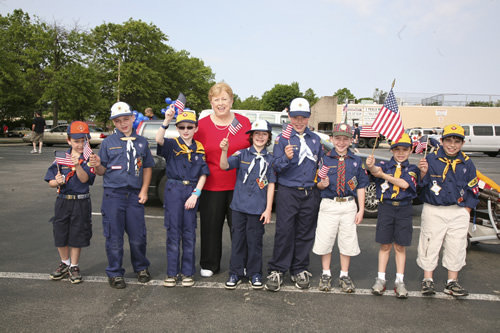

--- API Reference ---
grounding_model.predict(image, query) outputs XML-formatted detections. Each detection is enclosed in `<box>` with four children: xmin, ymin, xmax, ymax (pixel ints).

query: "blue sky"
<box><xmin>1</xmin><ymin>0</ymin><xmax>499</xmax><ymax>101</ymax></box>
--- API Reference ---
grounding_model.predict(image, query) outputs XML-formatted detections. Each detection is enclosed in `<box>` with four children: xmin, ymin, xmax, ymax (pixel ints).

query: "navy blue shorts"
<box><xmin>52</xmin><ymin>197</ymin><xmax>92</xmax><ymax>248</ymax></box>
<box><xmin>375</xmin><ymin>202</ymin><xmax>413</xmax><ymax>246</ymax></box>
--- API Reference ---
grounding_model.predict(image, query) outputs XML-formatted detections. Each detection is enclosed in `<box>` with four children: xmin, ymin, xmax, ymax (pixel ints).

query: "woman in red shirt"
<box><xmin>194</xmin><ymin>82</ymin><xmax>251</xmax><ymax>277</ymax></box>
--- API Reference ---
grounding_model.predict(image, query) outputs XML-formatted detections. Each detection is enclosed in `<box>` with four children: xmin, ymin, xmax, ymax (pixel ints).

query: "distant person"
<box><xmin>352</xmin><ymin>123</ymin><xmax>360</xmax><ymax>154</ymax></box>
<box><xmin>89</xmin><ymin>101</ymin><xmax>155</xmax><ymax>289</ymax></box>
<box><xmin>417</xmin><ymin>124</ymin><xmax>480</xmax><ymax>297</ymax></box>
<box><xmin>193</xmin><ymin>82</ymin><xmax>252</xmax><ymax>278</ymax></box>
<box><xmin>145</xmin><ymin>107</ymin><xmax>158</xmax><ymax>120</ymax></box>
<box><xmin>44</xmin><ymin>121</ymin><xmax>96</xmax><ymax>284</ymax></box>
<box><xmin>155</xmin><ymin>106</ymin><xmax>209</xmax><ymax>288</ymax></box>
<box><xmin>3</xmin><ymin>124</ymin><xmax>8</xmax><ymax>137</ymax></box>
<box><xmin>31</xmin><ymin>112</ymin><xmax>46</xmax><ymax>154</ymax></box>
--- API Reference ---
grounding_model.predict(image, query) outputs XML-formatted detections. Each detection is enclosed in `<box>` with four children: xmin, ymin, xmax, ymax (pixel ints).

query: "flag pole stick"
<box><xmin>424</xmin><ymin>137</ymin><xmax>429</xmax><ymax>158</ymax></box>
<box><xmin>370</xmin><ymin>136</ymin><xmax>379</xmax><ymax>156</ymax></box>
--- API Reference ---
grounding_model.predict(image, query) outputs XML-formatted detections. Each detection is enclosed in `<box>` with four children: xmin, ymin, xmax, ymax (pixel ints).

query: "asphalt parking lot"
<box><xmin>1</xmin><ymin>142</ymin><xmax>500</xmax><ymax>332</ymax></box>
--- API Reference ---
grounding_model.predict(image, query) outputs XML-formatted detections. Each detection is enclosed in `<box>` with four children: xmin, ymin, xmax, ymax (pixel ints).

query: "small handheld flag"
<box><xmin>281</xmin><ymin>123</ymin><xmax>293</xmax><ymax>140</ymax></box>
<box><xmin>174</xmin><ymin>92</ymin><xmax>186</xmax><ymax>113</ymax></box>
<box><xmin>54</xmin><ymin>151</ymin><xmax>74</xmax><ymax>167</ymax></box>
<box><xmin>318</xmin><ymin>164</ymin><xmax>329</xmax><ymax>179</ymax></box>
<box><xmin>371</xmin><ymin>88</ymin><xmax>404</xmax><ymax>143</ymax></box>
<box><xmin>415</xmin><ymin>135</ymin><xmax>428</xmax><ymax>154</ymax></box>
<box><xmin>83</xmin><ymin>139</ymin><xmax>93</xmax><ymax>160</ymax></box>
<box><xmin>228</xmin><ymin>117</ymin><xmax>242</xmax><ymax>136</ymax></box>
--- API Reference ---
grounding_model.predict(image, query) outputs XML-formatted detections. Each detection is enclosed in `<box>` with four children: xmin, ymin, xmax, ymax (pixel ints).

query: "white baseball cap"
<box><xmin>288</xmin><ymin>98</ymin><xmax>311</xmax><ymax>118</ymax></box>
<box><xmin>110</xmin><ymin>102</ymin><xmax>133</xmax><ymax>120</ymax></box>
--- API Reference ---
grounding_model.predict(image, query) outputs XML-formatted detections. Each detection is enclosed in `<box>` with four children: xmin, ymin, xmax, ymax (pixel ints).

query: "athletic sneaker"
<box><xmin>339</xmin><ymin>276</ymin><xmax>356</xmax><ymax>293</ymax></box>
<box><xmin>200</xmin><ymin>269</ymin><xmax>214</xmax><ymax>277</ymax></box>
<box><xmin>137</xmin><ymin>269</ymin><xmax>151</xmax><ymax>283</ymax></box>
<box><xmin>444</xmin><ymin>280</ymin><xmax>469</xmax><ymax>297</ymax></box>
<box><xmin>30</xmin><ymin>149</ymin><xmax>37</xmax><ymax>154</ymax></box>
<box><xmin>50</xmin><ymin>262</ymin><xmax>69</xmax><ymax>280</ymax></box>
<box><xmin>163</xmin><ymin>276</ymin><xmax>177</xmax><ymax>287</ymax></box>
<box><xmin>394</xmin><ymin>280</ymin><xmax>408</xmax><ymax>298</ymax></box>
<box><xmin>250</xmin><ymin>274</ymin><xmax>263</xmax><ymax>290</ymax></box>
<box><xmin>181</xmin><ymin>275</ymin><xmax>195</xmax><ymax>287</ymax></box>
<box><xmin>421</xmin><ymin>279</ymin><xmax>436</xmax><ymax>295</ymax></box>
<box><xmin>225</xmin><ymin>274</ymin><xmax>241</xmax><ymax>290</ymax></box>
<box><xmin>69</xmin><ymin>266</ymin><xmax>83</xmax><ymax>284</ymax></box>
<box><xmin>109</xmin><ymin>276</ymin><xmax>126</xmax><ymax>289</ymax></box>
<box><xmin>265</xmin><ymin>271</ymin><xmax>283</xmax><ymax>292</ymax></box>
<box><xmin>371</xmin><ymin>277</ymin><xmax>386</xmax><ymax>295</ymax></box>
<box><xmin>319</xmin><ymin>274</ymin><xmax>332</xmax><ymax>292</ymax></box>
<box><xmin>291</xmin><ymin>270</ymin><xmax>312</xmax><ymax>289</ymax></box>
<box><xmin>38</xmin><ymin>150</ymin><xmax>42</xmax><ymax>154</ymax></box>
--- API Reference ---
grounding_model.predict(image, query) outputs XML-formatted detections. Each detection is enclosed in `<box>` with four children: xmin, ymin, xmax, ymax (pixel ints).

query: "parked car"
<box><xmin>460</xmin><ymin>124</ymin><xmax>500</xmax><ymax>157</ymax></box>
<box><xmin>136</xmin><ymin>120</ymin><xmax>392</xmax><ymax>217</ymax></box>
<box><xmin>7</xmin><ymin>127</ymin><xmax>31</xmax><ymax>137</ymax></box>
<box><xmin>23</xmin><ymin>125</ymin><xmax>109</xmax><ymax>147</ymax></box>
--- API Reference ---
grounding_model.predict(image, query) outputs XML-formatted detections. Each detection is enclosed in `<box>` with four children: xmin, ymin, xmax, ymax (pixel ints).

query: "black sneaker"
<box><xmin>137</xmin><ymin>269</ymin><xmax>151</xmax><ymax>283</ymax></box>
<box><xmin>291</xmin><ymin>270</ymin><xmax>312</xmax><ymax>289</ymax></box>
<box><xmin>265</xmin><ymin>271</ymin><xmax>283</xmax><ymax>292</ymax></box>
<box><xmin>69</xmin><ymin>266</ymin><xmax>83</xmax><ymax>284</ymax></box>
<box><xmin>421</xmin><ymin>279</ymin><xmax>436</xmax><ymax>296</ymax></box>
<box><xmin>444</xmin><ymin>280</ymin><xmax>469</xmax><ymax>297</ymax></box>
<box><xmin>109</xmin><ymin>276</ymin><xmax>126</xmax><ymax>289</ymax></box>
<box><xmin>50</xmin><ymin>262</ymin><xmax>69</xmax><ymax>280</ymax></box>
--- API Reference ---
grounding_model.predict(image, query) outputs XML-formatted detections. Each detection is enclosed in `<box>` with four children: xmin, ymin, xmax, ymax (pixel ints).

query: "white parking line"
<box><xmin>1</xmin><ymin>272</ymin><xmax>498</xmax><ymax>301</ymax></box>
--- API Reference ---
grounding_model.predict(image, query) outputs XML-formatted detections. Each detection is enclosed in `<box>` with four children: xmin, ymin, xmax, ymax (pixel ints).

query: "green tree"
<box><xmin>233</xmin><ymin>95</ymin><xmax>262</xmax><ymax>110</ymax></box>
<box><xmin>303</xmin><ymin>88</ymin><xmax>319</xmax><ymax>106</ymax></box>
<box><xmin>261</xmin><ymin>82</ymin><xmax>302</xmax><ymax>111</ymax></box>
<box><xmin>333</xmin><ymin>88</ymin><xmax>355</xmax><ymax>104</ymax></box>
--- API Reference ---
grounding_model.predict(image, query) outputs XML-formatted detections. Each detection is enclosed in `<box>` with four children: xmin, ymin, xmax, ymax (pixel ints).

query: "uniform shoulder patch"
<box><xmin>468</xmin><ymin>177</ymin><xmax>478</xmax><ymax>187</ymax></box>
<box><xmin>408</xmin><ymin>171</ymin><xmax>417</xmax><ymax>178</ymax></box>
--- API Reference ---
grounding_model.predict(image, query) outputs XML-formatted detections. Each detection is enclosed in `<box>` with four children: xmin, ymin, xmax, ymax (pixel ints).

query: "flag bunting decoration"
<box><xmin>281</xmin><ymin>123</ymin><xmax>293</xmax><ymax>140</ymax></box>
<box><xmin>371</xmin><ymin>89</ymin><xmax>404</xmax><ymax>142</ymax></box>
<box><xmin>228</xmin><ymin>117</ymin><xmax>242</xmax><ymax>135</ymax></box>
<box><xmin>54</xmin><ymin>151</ymin><xmax>74</xmax><ymax>167</ymax></box>
<box><xmin>174</xmin><ymin>92</ymin><xmax>186</xmax><ymax>113</ymax></box>
<box><xmin>477</xmin><ymin>170</ymin><xmax>500</xmax><ymax>191</ymax></box>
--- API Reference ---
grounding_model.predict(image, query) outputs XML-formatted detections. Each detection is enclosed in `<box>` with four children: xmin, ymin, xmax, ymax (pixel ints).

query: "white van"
<box><xmin>199</xmin><ymin>109</ymin><xmax>289</xmax><ymax>124</ymax></box>
<box><xmin>460</xmin><ymin>124</ymin><xmax>500</xmax><ymax>157</ymax></box>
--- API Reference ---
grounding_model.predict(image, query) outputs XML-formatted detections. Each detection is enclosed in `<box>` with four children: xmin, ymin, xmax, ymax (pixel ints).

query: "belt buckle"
<box><xmin>67</xmin><ymin>195</ymin><xmax>76</xmax><ymax>200</ymax></box>
<box><xmin>182</xmin><ymin>180</ymin><xmax>190</xmax><ymax>185</ymax></box>
<box><xmin>392</xmin><ymin>201</ymin><xmax>400</xmax><ymax>206</ymax></box>
<box><xmin>335</xmin><ymin>197</ymin><xmax>346</xmax><ymax>202</ymax></box>
<box><xmin>297</xmin><ymin>187</ymin><xmax>305</xmax><ymax>190</ymax></box>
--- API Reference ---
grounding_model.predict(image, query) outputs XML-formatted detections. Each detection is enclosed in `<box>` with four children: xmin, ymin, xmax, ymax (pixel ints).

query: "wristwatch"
<box><xmin>161</xmin><ymin>124</ymin><xmax>168</xmax><ymax>129</ymax></box>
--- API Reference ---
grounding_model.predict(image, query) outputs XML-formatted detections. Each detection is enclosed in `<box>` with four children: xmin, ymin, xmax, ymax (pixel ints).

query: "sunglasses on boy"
<box><xmin>177</xmin><ymin>125</ymin><xmax>195</xmax><ymax>130</ymax></box>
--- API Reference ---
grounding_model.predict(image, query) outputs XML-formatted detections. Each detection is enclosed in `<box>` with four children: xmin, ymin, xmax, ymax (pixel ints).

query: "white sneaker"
<box><xmin>200</xmin><ymin>269</ymin><xmax>214</xmax><ymax>277</ymax></box>
<box><xmin>30</xmin><ymin>149</ymin><xmax>37</xmax><ymax>154</ymax></box>
<box><xmin>38</xmin><ymin>150</ymin><xmax>42</xmax><ymax>154</ymax></box>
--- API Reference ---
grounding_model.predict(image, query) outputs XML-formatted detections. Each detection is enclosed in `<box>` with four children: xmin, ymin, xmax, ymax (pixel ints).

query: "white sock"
<box><xmin>70</xmin><ymin>264</ymin><xmax>79</xmax><ymax>268</ymax></box>
<box><xmin>62</xmin><ymin>259</ymin><xmax>70</xmax><ymax>266</ymax></box>
<box><xmin>423</xmin><ymin>277</ymin><xmax>433</xmax><ymax>282</ymax></box>
<box><xmin>378</xmin><ymin>272</ymin><xmax>386</xmax><ymax>280</ymax></box>
<box><xmin>340</xmin><ymin>271</ymin><xmax>348</xmax><ymax>278</ymax></box>
<box><xmin>447</xmin><ymin>279</ymin><xmax>456</xmax><ymax>284</ymax></box>
<box><xmin>322</xmin><ymin>270</ymin><xmax>331</xmax><ymax>276</ymax></box>
<box><xmin>396</xmin><ymin>273</ymin><xmax>404</xmax><ymax>283</ymax></box>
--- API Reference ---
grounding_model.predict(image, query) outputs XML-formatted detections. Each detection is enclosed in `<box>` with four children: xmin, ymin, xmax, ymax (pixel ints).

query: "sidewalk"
<box><xmin>0</xmin><ymin>137</ymin><xmax>24</xmax><ymax>144</ymax></box>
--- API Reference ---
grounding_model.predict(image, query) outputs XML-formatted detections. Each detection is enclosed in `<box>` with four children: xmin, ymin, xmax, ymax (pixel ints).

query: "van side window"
<box><xmin>473</xmin><ymin>126</ymin><xmax>493</xmax><ymax>136</ymax></box>
<box><xmin>462</xmin><ymin>126</ymin><xmax>470</xmax><ymax>136</ymax></box>
<box><xmin>495</xmin><ymin>126</ymin><xmax>500</xmax><ymax>136</ymax></box>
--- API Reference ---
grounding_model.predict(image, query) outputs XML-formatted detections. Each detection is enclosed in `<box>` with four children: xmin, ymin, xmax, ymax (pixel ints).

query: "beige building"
<box><xmin>310</xmin><ymin>96</ymin><xmax>500</xmax><ymax>132</ymax></box>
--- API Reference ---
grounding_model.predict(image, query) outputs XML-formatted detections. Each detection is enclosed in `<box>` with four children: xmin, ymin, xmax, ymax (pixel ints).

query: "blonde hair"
<box><xmin>208</xmin><ymin>82</ymin><xmax>234</xmax><ymax>101</ymax></box>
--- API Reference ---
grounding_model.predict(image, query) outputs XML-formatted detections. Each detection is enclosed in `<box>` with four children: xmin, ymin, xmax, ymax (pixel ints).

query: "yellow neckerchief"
<box><xmin>173</xmin><ymin>137</ymin><xmax>205</xmax><ymax>162</ymax></box>
<box><xmin>437</xmin><ymin>151</ymin><xmax>468</xmax><ymax>181</ymax></box>
<box><xmin>390</xmin><ymin>163</ymin><xmax>402</xmax><ymax>199</ymax></box>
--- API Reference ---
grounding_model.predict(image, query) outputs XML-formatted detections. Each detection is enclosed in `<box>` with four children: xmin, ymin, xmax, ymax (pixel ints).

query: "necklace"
<box><xmin>214</xmin><ymin>123</ymin><xmax>229</xmax><ymax>130</ymax></box>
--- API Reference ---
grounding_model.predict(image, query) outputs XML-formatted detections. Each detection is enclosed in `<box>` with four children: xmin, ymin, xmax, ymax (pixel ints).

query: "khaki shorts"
<box><xmin>312</xmin><ymin>198</ymin><xmax>360</xmax><ymax>256</ymax></box>
<box><xmin>31</xmin><ymin>132</ymin><xmax>44</xmax><ymax>144</ymax></box>
<box><xmin>416</xmin><ymin>203</ymin><xmax>470</xmax><ymax>272</ymax></box>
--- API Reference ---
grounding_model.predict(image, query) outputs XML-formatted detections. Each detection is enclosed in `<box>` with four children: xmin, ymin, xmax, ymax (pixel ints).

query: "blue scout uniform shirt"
<box><xmin>44</xmin><ymin>148</ymin><xmax>96</xmax><ymax>194</ymax></box>
<box><xmin>273</xmin><ymin>127</ymin><xmax>323</xmax><ymax>188</ymax></box>
<box><xmin>157</xmin><ymin>137</ymin><xmax>210</xmax><ymax>182</ymax></box>
<box><xmin>320</xmin><ymin>149</ymin><xmax>369</xmax><ymax>199</ymax></box>
<box><xmin>98</xmin><ymin>129</ymin><xmax>155</xmax><ymax>189</ymax></box>
<box><xmin>421</xmin><ymin>148</ymin><xmax>479</xmax><ymax>208</ymax></box>
<box><xmin>374</xmin><ymin>158</ymin><xmax>419</xmax><ymax>202</ymax></box>
<box><xmin>227</xmin><ymin>145</ymin><xmax>276</xmax><ymax>215</ymax></box>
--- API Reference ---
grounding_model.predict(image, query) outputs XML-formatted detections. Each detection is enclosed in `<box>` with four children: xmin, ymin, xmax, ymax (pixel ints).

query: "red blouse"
<box><xmin>194</xmin><ymin>113</ymin><xmax>252</xmax><ymax>191</ymax></box>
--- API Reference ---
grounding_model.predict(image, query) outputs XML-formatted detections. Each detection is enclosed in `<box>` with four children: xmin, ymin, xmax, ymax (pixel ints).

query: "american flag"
<box><xmin>83</xmin><ymin>139</ymin><xmax>93</xmax><ymax>160</ymax></box>
<box><xmin>415</xmin><ymin>135</ymin><xmax>428</xmax><ymax>154</ymax></box>
<box><xmin>318</xmin><ymin>164</ymin><xmax>329</xmax><ymax>179</ymax></box>
<box><xmin>174</xmin><ymin>92</ymin><xmax>186</xmax><ymax>113</ymax></box>
<box><xmin>228</xmin><ymin>117</ymin><xmax>242</xmax><ymax>135</ymax></box>
<box><xmin>360</xmin><ymin>125</ymin><xmax>379</xmax><ymax>137</ymax></box>
<box><xmin>371</xmin><ymin>89</ymin><xmax>404</xmax><ymax>142</ymax></box>
<box><xmin>54</xmin><ymin>151</ymin><xmax>74</xmax><ymax>167</ymax></box>
<box><xmin>281</xmin><ymin>123</ymin><xmax>293</xmax><ymax>140</ymax></box>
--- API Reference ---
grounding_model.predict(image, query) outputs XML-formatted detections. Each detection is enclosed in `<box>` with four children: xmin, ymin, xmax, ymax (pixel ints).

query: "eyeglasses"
<box><xmin>177</xmin><ymin>126</ymin><xmax>195</xmax><ymax>130</ymax></box>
